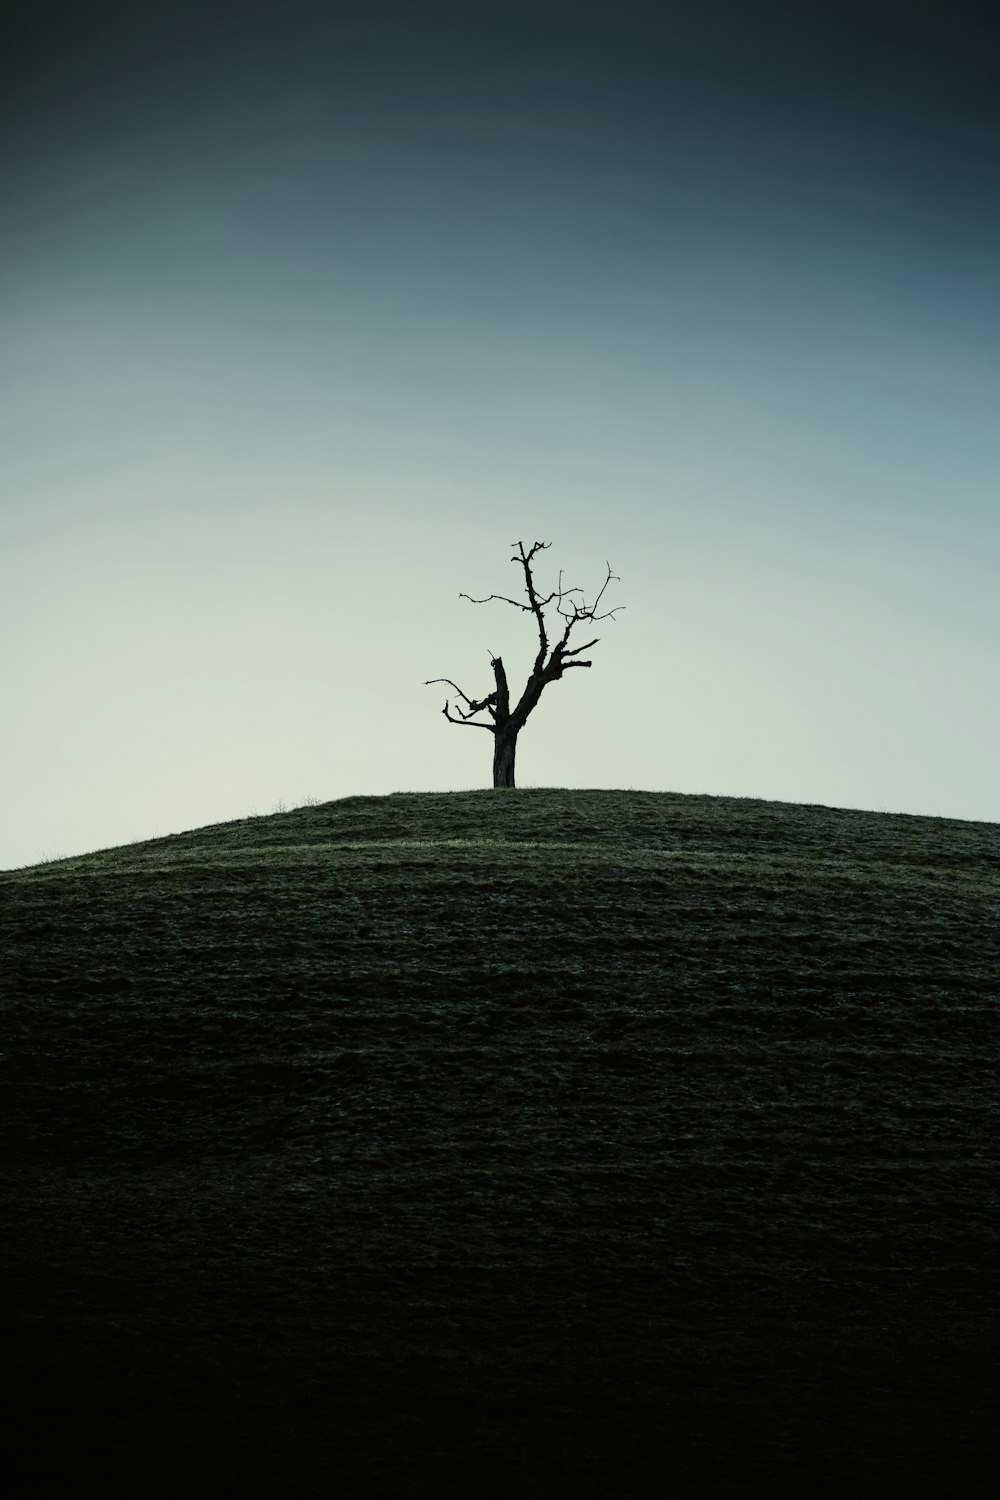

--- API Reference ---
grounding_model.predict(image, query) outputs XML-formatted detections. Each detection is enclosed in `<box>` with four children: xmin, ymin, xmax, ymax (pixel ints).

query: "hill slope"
<box><xmin>2</xmin><ymin>790</ymin><xmax>999</xmax><ymax>1493</ymax></box>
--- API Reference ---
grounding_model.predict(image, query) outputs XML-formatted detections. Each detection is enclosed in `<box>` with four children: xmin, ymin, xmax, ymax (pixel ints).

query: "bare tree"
<box><xmin>426</xmin><ymin>540</ymin><xmax>623</xmax><ymax>788</ymax></box>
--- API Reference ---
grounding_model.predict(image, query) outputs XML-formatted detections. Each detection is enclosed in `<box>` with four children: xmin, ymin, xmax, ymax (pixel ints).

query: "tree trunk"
<box><xmin>493</xmin><ymin>732</ymin><xmax>517</xmax><ymax>788</ymax></box>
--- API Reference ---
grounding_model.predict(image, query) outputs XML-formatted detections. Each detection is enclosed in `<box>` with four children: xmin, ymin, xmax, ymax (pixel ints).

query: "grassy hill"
<box><xmin>2</xmin><ymin>789</ymin><xmax>998</xmax><ymax>1495</ymax></box>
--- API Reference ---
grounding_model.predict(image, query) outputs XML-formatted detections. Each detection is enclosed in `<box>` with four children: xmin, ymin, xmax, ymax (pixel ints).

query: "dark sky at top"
<box><xmin>2</xmin><ymin>0</ymin><xmax>997</xmax><ymax>341</ymax></box>
<box><xmin>3</xmin><ymin>1</ymin><xmax>997</xmax><ymax>491</ymax></box>
<box><xmin>4</xmin><ymin>1</ymin><xmax>999</xmax><ymax>208</ymax></box>
<box><xmin>4</xmin><ymin>1</ymin><xmax>998</xmax><ymax>393</ymax></box>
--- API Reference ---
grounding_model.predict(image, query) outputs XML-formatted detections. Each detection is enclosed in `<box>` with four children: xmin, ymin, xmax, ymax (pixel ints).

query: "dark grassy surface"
<box><xmin>2</xmin><ymin>789</ymin><xmax>999</xmax><ymax>1495</ymax></box>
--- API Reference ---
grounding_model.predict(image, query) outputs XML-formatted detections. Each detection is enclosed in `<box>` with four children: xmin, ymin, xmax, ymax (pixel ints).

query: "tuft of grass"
<box><xmin>1</xmin><ymin>788</ymin><xmax>998</xmax><ymax>1492</ymax></box>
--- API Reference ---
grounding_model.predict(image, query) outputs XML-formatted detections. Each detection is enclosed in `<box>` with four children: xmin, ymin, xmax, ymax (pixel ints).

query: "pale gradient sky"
<box><xmin>2</xmin><ymin>0</ymin><xmax>998</xmax><ymax>867</ymax></box>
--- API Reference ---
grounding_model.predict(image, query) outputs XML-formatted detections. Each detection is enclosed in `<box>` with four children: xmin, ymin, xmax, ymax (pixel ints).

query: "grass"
<box><xmin>2</xmin><ymin>788</ymin><xmax>998</xmax><ymax>1495</ymax></box>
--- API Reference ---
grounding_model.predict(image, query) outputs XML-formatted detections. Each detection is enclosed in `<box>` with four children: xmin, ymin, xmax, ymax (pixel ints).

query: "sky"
<box><xmin>2</xmin><ymin>0</ymin><xmax>998</xmax><ymax>867</ymax></box>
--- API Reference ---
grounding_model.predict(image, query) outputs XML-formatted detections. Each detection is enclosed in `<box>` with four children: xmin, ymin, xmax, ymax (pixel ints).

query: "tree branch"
<box><xmin>512</xmin><ymin>539</ymin><xmax>551</xmax><ymax>674</ymax></box>
<box><xmin>555</xmin><ymin>563</ymin><xmax>623</xmax><ymax>627</ymax></box>
<box><xmin>459</xmin><ymin>592</ymin><xmax>532</xmax><ymax>612</ymax></box>
<box><xmin>424</xmin><ymin>677</ymin><xmax>481</xmax><ymax>710</ymax></box>
<box><xmin>590</xmin><ymin>562</ymin><xmax>617</xmax><ymax>616</ymax></box>
<box><xmin>441</xmin><ymin>703</ymin><xmax>496</xmax><ymax>731</ymax></box>
<box><xmin>561</xmin><ymin>637</ymin><xmax>599</xmax><ymax>657</ymax></box>
<box><xmin>426</xmin><ymin>676</ymin><xmax>498</xmax><ymax>730</ymax></box>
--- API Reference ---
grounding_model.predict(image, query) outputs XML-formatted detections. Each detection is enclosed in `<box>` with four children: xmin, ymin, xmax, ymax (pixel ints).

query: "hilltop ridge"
<box><xmin>8</xmin><ymin>785</ymin><xmax>997</xmax><ymax>874</ymax></box>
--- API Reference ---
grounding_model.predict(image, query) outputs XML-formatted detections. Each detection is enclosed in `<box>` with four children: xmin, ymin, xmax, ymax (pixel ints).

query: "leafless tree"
<box><xmin>426</xmin><ymin>540</ymin><xmax>623</xmax><ymax>788</ymax></box>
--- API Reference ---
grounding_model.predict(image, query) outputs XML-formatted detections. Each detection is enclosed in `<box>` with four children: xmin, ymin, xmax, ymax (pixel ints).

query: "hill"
<box><xmin>2</xmin><ymin>789</ymin><xmax>998</xmax><ymax>1494</ymax></box>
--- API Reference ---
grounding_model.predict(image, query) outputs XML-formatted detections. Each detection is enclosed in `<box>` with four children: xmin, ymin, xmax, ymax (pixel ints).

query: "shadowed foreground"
<box><xmin>2</xmin><ymin>790</ymin><xmax>998</xmax><ymax>1494</ymax></box>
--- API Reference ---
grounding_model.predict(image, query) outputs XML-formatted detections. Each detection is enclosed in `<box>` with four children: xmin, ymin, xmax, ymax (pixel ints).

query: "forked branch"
<box><xmin>424</xmin><ymin>676</ymin><xmax>497</xmax><ymax>729</ymax></box>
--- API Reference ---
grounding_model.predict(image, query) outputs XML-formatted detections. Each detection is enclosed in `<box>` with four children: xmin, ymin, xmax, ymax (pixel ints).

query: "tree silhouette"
<box><xmin>426</xmin><ymin>540</ymin><xmax>623</xmax><ymax>788</ymax></box>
